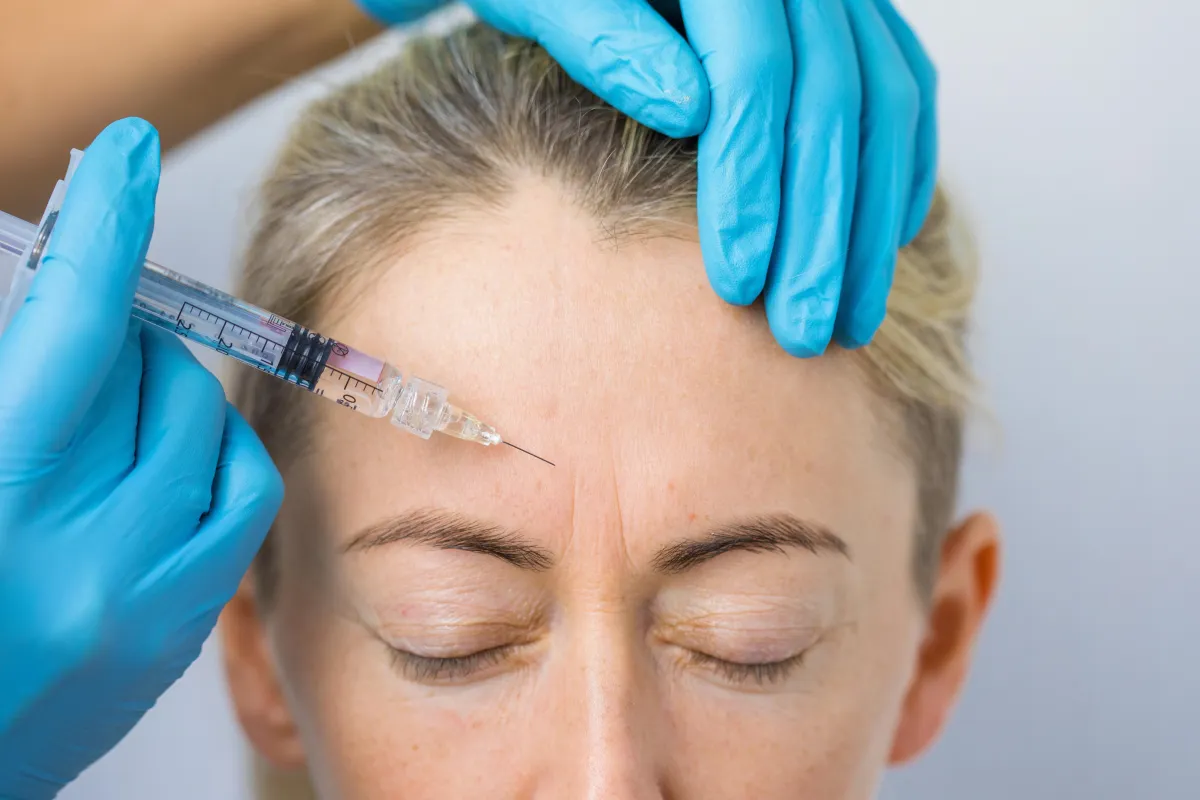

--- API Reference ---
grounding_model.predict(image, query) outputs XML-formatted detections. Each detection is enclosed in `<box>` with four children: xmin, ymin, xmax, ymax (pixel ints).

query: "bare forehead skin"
<box><xmin>296</xmin><ymin>178</ymin><xmax>918</xmax><ymax>573</ymax></box>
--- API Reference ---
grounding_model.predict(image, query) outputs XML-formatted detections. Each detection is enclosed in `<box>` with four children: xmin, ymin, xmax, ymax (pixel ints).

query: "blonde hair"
<box><xmin>233</xmin><ymin>22</ymin><xmax>975</xmax><ymax>798</ymax></box>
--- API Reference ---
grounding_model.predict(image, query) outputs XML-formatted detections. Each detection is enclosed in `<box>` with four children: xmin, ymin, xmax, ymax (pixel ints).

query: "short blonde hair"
<box><xmin>233</xmin><ymin>22</ymin><xmax>975</xmax><ymax>797</ymax></box>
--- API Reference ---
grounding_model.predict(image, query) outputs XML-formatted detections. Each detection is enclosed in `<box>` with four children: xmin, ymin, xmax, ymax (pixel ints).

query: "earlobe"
<box><xmin>219</xmin><ymin>576</ymin><xmax>307</xmax><ymax>769</ymax></box>
<box><xmin>889</xmin><ymin>511</ymin><xmax>1002</xmax><ymax>765</ymax></box>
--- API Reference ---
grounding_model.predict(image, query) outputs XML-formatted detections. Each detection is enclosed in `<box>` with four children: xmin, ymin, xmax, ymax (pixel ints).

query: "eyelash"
<box><xmin>388</xmin><ymin>645</ymin><xmax>514</xmax><ymax>683</ymax></box>
<box><xmin>387</xmin><ymin>644</ymin><xmax>805</xmax><ymax>687</ymax></box>
<box><xmin>684</xmin><ymin>650</ymin><xmax>807</xmax><ymax>686</ymax></box>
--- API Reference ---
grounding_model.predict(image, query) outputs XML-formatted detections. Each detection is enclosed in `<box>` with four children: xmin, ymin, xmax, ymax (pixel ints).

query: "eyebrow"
<box><xmin>343</xmin><ymin>509</ymin><xmax>848</xmax><ymax>573</ymax></box>
<box><xmin>342</xmin><ymin>508</ymin><xmax>554</xmax><ymax>570</ymax></box>
<box><xmin>649</xmin><ymin>513</ymin><xmax>850</xmax><ymax>573</ymax></box>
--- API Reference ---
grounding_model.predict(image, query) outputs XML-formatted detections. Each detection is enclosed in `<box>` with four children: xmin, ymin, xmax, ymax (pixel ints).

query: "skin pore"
<box><xmin>220</xmin><ymin>178</ymin><xmax>1000</xmax><ymax>799</ymax></box>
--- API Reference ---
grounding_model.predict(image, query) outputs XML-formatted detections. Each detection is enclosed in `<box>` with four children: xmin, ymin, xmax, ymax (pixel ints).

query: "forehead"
<box><xmin>297</xmin><ymin>182</ymin><xmax>916</xmax><ymax>560</ymax></box>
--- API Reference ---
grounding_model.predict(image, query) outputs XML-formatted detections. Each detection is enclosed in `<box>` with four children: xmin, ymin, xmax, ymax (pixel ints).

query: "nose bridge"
<box><xmin>542</xmin><ymin>605</ymin><xmax>665</xmax><ymax>800</ymax></box>
<box><xmin>586</xmin><ymin>615</ymin><xmax>659</xmax><ymax>800</ymax></box>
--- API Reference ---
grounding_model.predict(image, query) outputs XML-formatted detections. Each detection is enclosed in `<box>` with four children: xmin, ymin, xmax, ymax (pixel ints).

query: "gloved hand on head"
<box><xmin>0</xmin><ymin>119</ymin><xmax>283</xmax><ymax>799</ymax></box>
<box><xmin>358</xmin><ymin>0</ymin><xmax>939</xmax><ymax>356</ymax></box>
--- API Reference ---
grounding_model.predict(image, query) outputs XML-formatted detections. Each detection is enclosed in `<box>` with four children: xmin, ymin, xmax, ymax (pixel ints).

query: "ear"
<box><xmin>889</xmin><ymin>511</ymin><xmax>1002</xmax><ymax>764</ymax></box>
<box><xmin>219</xmin><ymin>576</ymin><xmax>307</xmax><ymax>769</ymax></box>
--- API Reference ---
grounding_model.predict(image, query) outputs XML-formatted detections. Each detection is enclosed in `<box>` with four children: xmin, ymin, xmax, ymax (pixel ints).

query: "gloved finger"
<box><xmin>0</xmin><ymin>118</ymin><xmax>159</xmax><ymax>456</ymax></box>
<box><xmin>0</xmin><ymin>318</ymin><xmax>142</xmax><ymax>493</ymax></box>
<box><xmin>473</xmin><ymin>0</ymin><xmax>709</xmax><ymax>137</ymax></box>
<box><xmin>168</xmin><ymin>406</ymin><xmax>283</xmax><ymax>612</ymax></box>
<box><xmin>872</xmin><ymin>0</ymin><xmax>937</xmax><ymax>245</ymax></box>
<box><xmin>59</xmin><ymin>320</ymin><xmax>143</xmax><ymax>505</ymax></box>
<box><xmin>763</xmin><ymin>0</ymin><xmax>860</xmax><ymax>356</ymax></box>
<box><xmin>354</xmin><ymin>0</ymin><xmax>447</xmax><ymax>25</ymax></box>
<box><xmin>121</xmin><ymin>325</ymin><xmax>228</xmax><ymax>539</ymax></box>
<box><xmin>679</xmin><ymin>0</ymin><xmax>792</xmax><ymax>305</ymax></box>
<box><xmin>832</xmin><ymin>0</ymin><xmax>919</xmax><ymax>349</ymax></box>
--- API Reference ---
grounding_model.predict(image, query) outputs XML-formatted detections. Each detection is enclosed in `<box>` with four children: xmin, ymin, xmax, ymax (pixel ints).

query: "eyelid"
<box><xmin>387</xmin><ymin>643</ymin><xmax>517</xmax><ymax>684</ymax></box>
<box><xmin>367</xmin><ymin>595</ymin><xmax>550</xmax><ymax>639</ymax></box>
<box><xmin>663</xmin><ymin>615</ymin><xmax>826</xmax><ymax>637</ymax></box>
<box><xmin>655</xmin><ymin>590</ymin><xmax>836</xmax><ymax>624</ymax></box>
<box><xmin>655</xmin><ymin>617</ymin><xmax>825</xmax><ymax>663</ymax></box>
<box><xmin>684</xmin><ymin>649</ymin><xmax>808</xmax><ymax>687</ymax></box>
<box><xmin>379</xmin><ymin>623</ymin><xmax>529</xmax><ymax>652</ymax></box>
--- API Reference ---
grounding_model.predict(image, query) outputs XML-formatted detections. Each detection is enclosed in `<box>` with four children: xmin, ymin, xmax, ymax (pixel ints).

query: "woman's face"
<box><xmin>222</xmin><ymin>181</ymin><xmax>998</xmax><ymax>799</ymax></box>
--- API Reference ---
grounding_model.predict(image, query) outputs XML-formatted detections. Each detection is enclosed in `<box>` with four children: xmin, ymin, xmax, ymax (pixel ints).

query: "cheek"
<box><xmin>269</xmin><ymin>584</ymin><xmax>538</xmax><ymax>798</ymax></box>
<box><xmin>665</xmin><ymin>620</ymin><xmax>922</xmax><ymax>798</ymax></box>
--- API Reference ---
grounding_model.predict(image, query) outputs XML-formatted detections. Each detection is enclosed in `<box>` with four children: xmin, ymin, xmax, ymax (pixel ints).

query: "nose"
<box><xmin>538</xmin><ymin>611</ymin><xmax>667</xmax><ymax>800</ymax></box>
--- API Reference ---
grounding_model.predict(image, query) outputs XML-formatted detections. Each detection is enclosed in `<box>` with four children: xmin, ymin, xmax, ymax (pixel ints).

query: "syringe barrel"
<box><xmin>1</xmin><ymin>185</ymin><xmax>403</xmax><ymax>417</ymax></box>
<box><xmin>0</xmin><ymin>151</ymin><xmax>502</xmax><ymax>447</ymax></box>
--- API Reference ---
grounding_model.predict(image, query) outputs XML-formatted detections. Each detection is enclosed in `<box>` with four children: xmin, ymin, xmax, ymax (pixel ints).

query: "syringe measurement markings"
<box><xmin>170</xmin><ymin>303</ymin><xmax>382</xmax><ymax>398</ymax></box>
<box><xmin>180</xmin><ymin>303</ymin><xmax>223</xmax><ymax>326</ymax></box>
<box><xmin>322</xmin><ymin>365</ymin><xmax>381</xmax><ymax>395</ymax></box>
<box><xmin>177</xmin><ymin>302</ymin><xmax>280</xmax><ymax>353</ymax></box>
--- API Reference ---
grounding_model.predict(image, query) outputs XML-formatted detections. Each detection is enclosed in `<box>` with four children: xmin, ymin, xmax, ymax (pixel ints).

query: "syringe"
<box><xmin>0</xmin><ymin>150</ymin><xmax>546</xmax><ymax>459</ymax></box>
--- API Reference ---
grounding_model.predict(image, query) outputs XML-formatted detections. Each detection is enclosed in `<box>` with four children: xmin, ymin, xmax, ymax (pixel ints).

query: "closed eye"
<box><xmin>387</xmin><ymin>644</ymin><xmax>516</xmax><ymax>683</ymax></box>
<box><xmin>684</xmin><ymin>649</ymin><xmax>808</xmax><ymax>687</ymax></box>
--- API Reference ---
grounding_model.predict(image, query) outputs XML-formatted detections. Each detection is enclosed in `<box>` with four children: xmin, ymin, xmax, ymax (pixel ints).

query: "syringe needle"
<box><xmin>503</xmin><ymin>441</ymin><xmax>556</xmax><ymax>467</ymax></box>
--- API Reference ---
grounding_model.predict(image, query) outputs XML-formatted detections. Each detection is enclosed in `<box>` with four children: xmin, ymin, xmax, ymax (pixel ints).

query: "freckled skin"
<box><xmin>222</xmin><ymin>181</ymin><xmax>989</xmax><ymax>799</ymax></box>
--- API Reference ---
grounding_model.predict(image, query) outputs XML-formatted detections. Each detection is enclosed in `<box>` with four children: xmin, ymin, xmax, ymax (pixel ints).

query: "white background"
<box><xmin>59</xmin><ymin>1</ymin><xmax>1200</xmax><ymax>797</ymax></box>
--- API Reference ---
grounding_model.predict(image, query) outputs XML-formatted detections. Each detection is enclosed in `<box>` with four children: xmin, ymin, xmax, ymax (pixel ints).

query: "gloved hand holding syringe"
<box><xmin>0</xmin><ymin>149</ymin><xmax>552</xmax><ymax>465</ymax></box>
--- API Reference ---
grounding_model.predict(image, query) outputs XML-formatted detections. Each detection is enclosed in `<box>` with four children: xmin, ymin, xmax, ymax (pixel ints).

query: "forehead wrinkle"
<box><xmin>560</xmin><ymin>437</ymin><xmax>633</xmax><ymax>576</ymax></box>
<box><xmin>610</xmin><ymin>436</ymin><xmax>639</xmax><ymax>576</ymax></box>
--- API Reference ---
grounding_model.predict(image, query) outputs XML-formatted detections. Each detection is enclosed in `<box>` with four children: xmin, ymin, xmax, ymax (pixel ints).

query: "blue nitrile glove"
<box><xmin>357</xmin><ymin>0</ymin><xmax>937</xmax><ymax>356</ymax></box>
<box><xmin>0</xmin><ymin>119</ymin><xmax>283</xmax><ymax>799</ymax></box>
